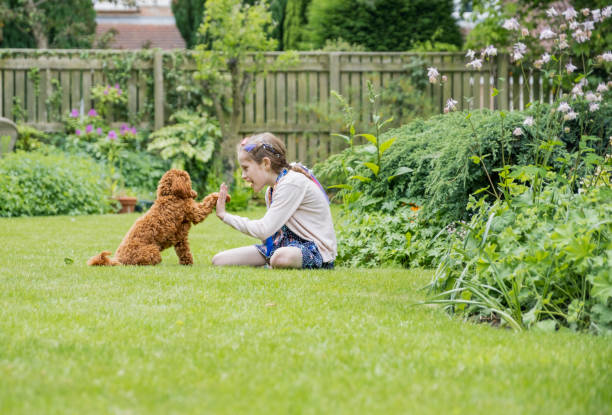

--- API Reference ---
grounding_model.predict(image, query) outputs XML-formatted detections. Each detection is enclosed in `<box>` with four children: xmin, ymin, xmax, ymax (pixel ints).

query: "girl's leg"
<box><xmin>212</xmin><ymin>245</ymin><xmax>267</xmax><ymax>267</ymax></box>
<box><xmin>270</xmin><ymin>247</ymin><xmax>302</xmax><ymax>269</ymax></box>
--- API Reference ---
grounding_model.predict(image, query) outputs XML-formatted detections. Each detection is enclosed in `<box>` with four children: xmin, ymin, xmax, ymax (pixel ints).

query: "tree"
<box><xmin>306</xmin><ymin>0</ymin><xmax>462</xmax><ymax>51</ymax></box>
<box><xmin>269</xmin><ymin>0</ymin><xmax>288</xmax><ymax>50</ymax></box>
<box><xmin>194</xmin><ymin>0</ymin><xmax>297</xmax><ymax>179</ymax></box>
<box><xmin>282</xmin><ymin>0</ymin><xmax>310</xmax><ymax>50</ymax></box>
<box><xmin>0</xmin><ymin>0</ymin><xmax>134</xmax><ymax>49</ymax></box>
<box><xmin>171</xmin><ymin>0</ymin><xmax>206</xmax><ymax>49</ymax></box>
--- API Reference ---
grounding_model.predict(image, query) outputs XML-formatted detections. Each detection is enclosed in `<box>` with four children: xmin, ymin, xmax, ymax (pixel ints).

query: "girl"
<box><xmin>213</xmin><ymin>132</ymin><xmax>336</xmax><ymax>269</ymax></box>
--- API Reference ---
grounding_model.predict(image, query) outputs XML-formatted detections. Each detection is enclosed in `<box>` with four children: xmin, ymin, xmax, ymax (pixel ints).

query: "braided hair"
<box><xmin>238</xmin><ymin>132</ymin><xmax>311</xmax><ymax>178</ymax></box>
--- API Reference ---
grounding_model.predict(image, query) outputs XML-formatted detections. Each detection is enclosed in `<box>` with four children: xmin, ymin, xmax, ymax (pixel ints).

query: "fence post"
<box><xmin>154</xmin><ymin>50</ymin><xmax>164</xmax><ymax>129</ymax></box>
<box><xmin>498</xmin><ymin>53</ymin><xmax>510</xmax><ymax>111</ymax></box>
<box><xmin>329</xmin><ymin>52</ymin><xmax>340</xmax><ymax>94</ymax></box>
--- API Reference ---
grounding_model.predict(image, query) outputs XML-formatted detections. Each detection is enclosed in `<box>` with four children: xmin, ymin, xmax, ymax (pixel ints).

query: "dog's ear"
<box><xmin>170</xmin><ymin>170</ymin><xmax>194</xmax><ymax>199</ymax></box>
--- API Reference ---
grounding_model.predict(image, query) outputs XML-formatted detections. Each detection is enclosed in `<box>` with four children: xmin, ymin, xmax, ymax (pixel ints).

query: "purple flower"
<box><xmin>88</xmin><ymin>108</ymin><xmax>98</xmax><ymax>117</ymax></box>
<box><xmin>75</xmin><ymin>129</ymin><xmax>81</xmax><ymax>136</ymax></box>
<box><xmin>115</xmin><ymin>83</ymin><xmax>122</xmax><ymax>95</ymax></box>
<box><xmin>70</xmin><ymin>109</ymin><xmax>79</xmax><ymax>118</ymax></box>
<box><xmin>108</xmin><ymin>130</ymin><xmax>117</xmax><ymax>140</ymax></box>
<box><xmin>131</xmin><ymin>127</ymin><xmax>137</xmax><ymax>135</ymax></box>
<box><xmin>86</xmin><ymin>124</ymin><xmax>93</xmax><ymax>133</ymax></box>
<box><xmin>96</xmin><ymin>127</ymin><xmax>103</xmax><ymax>135</ymax></box>
<box><xmin>104</xmin><ymin>87</ymin><xmax>109</xmax><ymax>96</ymax></box>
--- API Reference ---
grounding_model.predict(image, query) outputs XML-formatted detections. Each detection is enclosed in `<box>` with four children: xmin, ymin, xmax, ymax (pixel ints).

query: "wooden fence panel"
<box><xmin>0</xmin><ymin>50</ymin><xmax>530</xmax><ymax>160</ymax></box>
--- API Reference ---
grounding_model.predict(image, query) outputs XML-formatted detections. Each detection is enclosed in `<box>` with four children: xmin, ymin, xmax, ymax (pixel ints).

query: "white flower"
<box><xmin>534</xmin><ymin>60</ymin><xmax>544</xmax><ymax>69</ymax></box>
<box><xmin>521</xmin><ymin>28</ymin><xmax>530</xmax><ymax>37</ymax></box>
<box><xmin>502</xmin><ymin>18</ymin><xmax>520</xmax><ymax>31</ymax></box>
<box><xmin>596</xmin><ymin>83</ymin><xmax>608</xmax><ymax>93</ymax></box>
<box><xmin>441</xmin><ymin>75</ymin><xmax>448</xmax><ymax>82</ymax></box>
<box><xmin>583</xmin><ymin>20</ymin><xmax>595</xmax><ymax>31</ymax></box>
<box><xmin>540</xmin><ymin>28</ymin><xmax>556</xmax><ymax>39</ymax></box>
<box><xmin>571</xmin><ymin>84</ymin><xmax>584</xmax><ymax>97</ymax></box>
<box><xmin>523</xmin><ymin>116</ymin><xmax>534</xmax><ymax>126</ymax></box>
<box><xmin>467</xmin><ymin>58</ymin><xmax>483</xmax><ymax>69</ymax></box>
<box><xmin>512</xmin><ymin>42</ymin><xmax>527</xmax><ymax>61</ymax></box>
<box><xmin>573</xmin><ymin>29</ymin><xmax>590</xmax><ymax>43</ymax></box>
<box><xmin>585</xmin><ymin>92</ymin><xmax>602</xmax><ymax>102</ymax></box>
<box><xmin>603</xmin><ymin>6</ymin><xmax>612</xmax><ymax>18</ymax></box>
<box><xmin>513</xmin><ymin>127</ymin><xmax>523</xmax><ymax>136</ymax></box>
<box><xmin>557</xmin><ymin>102</ymin><xmax>571</xmax><ymax>112</ymax></box>
<box><xmin>559</xmin><ymin>39</ymin><xmax>569</xmax><ymax>49</ymax></box>
<box><xmin>599</xmin><ymin>51</ymin><xmax>612</xmax><ymax>62</ymax></box>
<box><xmin>428</xmin><ymin>67</ymin><xmax>439</xmax><ymax>83</ymax></box>
<box><xmin>589</xmin><ymin>103</ymin><xmax>600</xmax><ymax>112</ymax></box>
<box><xmin>592</xmin><ymin>9</ymin><xmax>601</xmax><ymax>22</ymax></box>
<box><xmin>564</xmin><ymin>111</ymin><xmax>578</xmax><ymax>121</ymax></box>
<box><xmin>444</xmin><ymin>98</ymin><xmax>458</xmax><ymax>113</ymax></box>
<box><xmin>465</xmin><ymin>49</ymin><xmax>476</xmax><ymax>60</ymax></box>
<box><xmin>541</xmin><ymin>53</ymin><xmax>551</xmax><ymax>63</ymax></box>
<box><xmin>563</xmin><ymin>7</ymin><xmax>578</xmax><ymax>20</ymax></box>
<box><xmin>483</xmin><ymin>45</ymin><xmax>497</xmax><ymax>57</ymax></box>
<box><xmin>566</xmin><ymin>61</ymin><xmax>577</xmax><ymax>73</ymax></box>
<box><xmin>581</xmin><ymin>8</ymin><xmax>590</xmax><ymax>16</ymax></box>
<box><xmin>546</xmin><ymin>7</ymin><xmax>558</xmax><ymax>17</ymax></box>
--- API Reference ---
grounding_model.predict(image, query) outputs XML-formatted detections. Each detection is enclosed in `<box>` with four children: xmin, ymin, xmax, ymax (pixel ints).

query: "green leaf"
<box><xmin>349</xmin><ymin>175</ymin><xmax>371</xmax><ymax>182</ymax></box>
<box><xmin>387</xmin><ymin>166</ymin><xmax>413</xmax><ymax>182</ymax></box>
<box><xmin>64</xmin><ymin>257</ymin><xmax>74</xmax><ymax>265</ymax></box>
<box><xmin>492</xmin><ymin>88</ymin><xmax>499</xmax><ymax>97</ymax></box>
<box><xmin>473</xmin><ymin>186</ymin><xmax>490</xmax><ymax>195</ymax></box>
<box><xmin>379</xmin><ymin>137</ymin><xmax>396</xmax><ymax>155</ymax></box>
<box><xmin>357</xmin><ymin>133</ymin><xmax>377</xmax><ymax>145</ymax></box>
<box><xmin>470</xmin><ymin>155</ymin><xmax>481</xmax><ymax>164</ymax></box>
<box><xmin>327</xmin><ymin>184</ymin><xmax>353</xmax><ymax>190</ymax></box>
<box><xmin>465</xmin><ymin>113</ymin><xmax>472</xmax><ymax>120</ymax></box>
<box><xmin>331</xmin><ymin>133</ymin><xmax>351</xmax><ymax>143</ymax></box>
<box><xmin>363</xmin><ymin>162</ymin><xmax>379</xmax><ymax>176</ymax></box>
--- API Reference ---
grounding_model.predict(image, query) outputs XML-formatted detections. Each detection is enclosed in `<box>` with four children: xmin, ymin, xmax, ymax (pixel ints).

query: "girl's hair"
<box><xmin>238</xmin><ymin>132</ymin><xmax>311</xmax><ymax>178</ymax></box>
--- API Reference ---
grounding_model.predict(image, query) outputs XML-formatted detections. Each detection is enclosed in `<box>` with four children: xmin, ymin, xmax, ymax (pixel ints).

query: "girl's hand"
<box><xmin>216</xmin><ymin>183</ymin><xmax>228</xmax><ymax>220</ymax></box>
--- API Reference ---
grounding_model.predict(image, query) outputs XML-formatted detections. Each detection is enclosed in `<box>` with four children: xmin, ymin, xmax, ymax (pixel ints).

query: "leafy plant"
<box><xmin>147</xmin><ymin>110</ymin><xmax>221</xmax><ymax>195</ymax></box>
<box><xmin>0</xmin><ymin>149</ymin><xmax>114</xmax><ymax>217</ymax></box>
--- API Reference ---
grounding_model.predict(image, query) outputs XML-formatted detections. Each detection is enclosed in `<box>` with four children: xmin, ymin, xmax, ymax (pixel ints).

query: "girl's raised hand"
<box><xmin>216</xmin><ymin>182</ymin><xmax>228</xmax><ymax>219</ymax></box>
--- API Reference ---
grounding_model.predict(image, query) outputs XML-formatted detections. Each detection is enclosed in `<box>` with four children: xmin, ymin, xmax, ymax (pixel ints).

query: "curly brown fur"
<box><xmin>87</xmin><ymin>169</ymin><xmax>229</xmax><ymax>266</ymax></box>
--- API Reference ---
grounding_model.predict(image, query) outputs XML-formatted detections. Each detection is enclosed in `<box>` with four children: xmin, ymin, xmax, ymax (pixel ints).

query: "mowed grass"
<box><xmin>1</xmin><ymin>209</ymin><xmax>611</xmax><ymax>415</ymax></box>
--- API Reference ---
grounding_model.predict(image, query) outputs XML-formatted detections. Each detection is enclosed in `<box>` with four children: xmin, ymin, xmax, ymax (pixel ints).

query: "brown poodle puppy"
<box><xmin>88</xmin><ymin>169</ymin><xmax>229</xmax><ymax>266</ymax></box>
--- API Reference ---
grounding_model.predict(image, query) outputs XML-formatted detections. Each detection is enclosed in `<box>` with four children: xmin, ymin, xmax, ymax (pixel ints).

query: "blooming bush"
<box><xmin>421</xmin><ymin>5</ymin><xmax>612</xmax><ymax>333</ymax></box>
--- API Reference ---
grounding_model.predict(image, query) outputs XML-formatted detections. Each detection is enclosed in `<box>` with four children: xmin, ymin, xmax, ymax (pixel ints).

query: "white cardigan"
<box><xmin>222</xmin><ymin>170</ymin><xmax>337</xmax><ymax>262</ymax></box>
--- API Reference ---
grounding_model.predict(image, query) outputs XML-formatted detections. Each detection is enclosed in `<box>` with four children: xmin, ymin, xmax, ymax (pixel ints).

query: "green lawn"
<box><xmin>1</xmin><ymin>209</ymin><xmax>611</xmax><ymax>414</ymax></box>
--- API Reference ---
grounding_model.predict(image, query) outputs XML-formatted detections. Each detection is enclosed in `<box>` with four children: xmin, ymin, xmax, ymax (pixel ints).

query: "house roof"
<box><xmin>96</xmin><ymin>23</ymin><xmax>186</xmax><ymax>50</ymax></box>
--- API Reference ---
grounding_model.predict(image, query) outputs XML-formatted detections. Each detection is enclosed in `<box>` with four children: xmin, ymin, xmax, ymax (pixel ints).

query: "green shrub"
<box><xmin>428</xmin><ymin>179</ymin><xmax>612</xmax><ymax>334</ymax></box>
<box><xmin>0</xmin><ymin>150</ymin><xmax>114</xmax><ymax>217</ymax></box>
<box><xmin>306</xmin><ymin>0</ymin><xmax>462</xmax><ymax>51</ymax></box>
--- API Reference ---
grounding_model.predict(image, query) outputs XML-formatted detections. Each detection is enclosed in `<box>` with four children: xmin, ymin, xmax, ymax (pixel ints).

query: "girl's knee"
<box><xmin>270</xmin><ymin>248</ymin><xmax>302</xmax><ymax>269</ymax></box>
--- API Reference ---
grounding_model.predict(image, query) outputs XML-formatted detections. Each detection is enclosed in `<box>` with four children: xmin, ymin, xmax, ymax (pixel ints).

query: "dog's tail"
<box><xmin>87</xmin><ymin>251</ymin><xmax>120</xmax><ymax>266</ymax></box>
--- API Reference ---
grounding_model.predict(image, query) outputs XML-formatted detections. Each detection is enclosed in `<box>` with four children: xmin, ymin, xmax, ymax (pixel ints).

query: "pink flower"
<box><xmin>108</xmin><ymin>130</ymin><xmax>117</xmax><ymax>140</ymax></box>
<box><xmin>96</xmin><ymin>127</ymin><xmax>103</xmax><ymax>135</ymax></box>
<box><xmin>130</xmin><ymin>127</ymin><xmax>137</xmax><ymax>134</ymax></box>
<box><xmin>88</xmin><ymin>108</ymin><xmax>98</xmax><ymax>117</ymax></box>
<box><xmin>75</xmin><ymin>129</ymin><xmax>81</xmax><ymax>136</ymax></box>
<box><xmin>589</xmin><ymin>103</ymin><xmax>600</xmax><ymax>112</ymax></box>
<box><xmin>103</xmin><ymin>87</ymin><xmax>109</xmax><ymax>96</ymax></box>
<box><xmin>70</xmin><ymin>109</ymin><xmax>79</xmax><ymax>118</ymax></box>
<box><xmin>86</xmin><ymin>124</ymin><xmax>93</xmax><ymax>133</ymax></box>
<box><xmin>513</xmin><ymin>127</ymin><xmax>523</xmax><ymax>136</ymax></box>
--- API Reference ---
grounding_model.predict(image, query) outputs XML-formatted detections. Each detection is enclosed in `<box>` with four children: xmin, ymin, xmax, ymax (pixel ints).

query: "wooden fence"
<box><xmin>0</xmin><ymin>49</ymin><xmax>555</xmax><ymax>164</ymax></box>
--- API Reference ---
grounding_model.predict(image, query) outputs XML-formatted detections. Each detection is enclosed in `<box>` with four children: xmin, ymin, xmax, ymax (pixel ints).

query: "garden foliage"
<box><xmin>0</xmin><ymin>150</ymin><xmax>114</xmax><ymax>217</ymax></box>
<box><xmin>305</xmin><ymin>0</ymin><xmax>462</xmax><ymax>51</ymax></box>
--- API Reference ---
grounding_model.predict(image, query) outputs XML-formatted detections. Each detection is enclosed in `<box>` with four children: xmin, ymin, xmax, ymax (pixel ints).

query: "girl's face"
<box><xmin>238</xmin><ymin>150</ymin><xmax>277</xmax><ymax>193</ymax></box>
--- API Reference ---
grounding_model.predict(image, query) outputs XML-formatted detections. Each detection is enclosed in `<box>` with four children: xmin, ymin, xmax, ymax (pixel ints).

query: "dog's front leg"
<box><xmin>174</xmin><ymin>239</ymin><xmax>193</xmax><ymax>265</ymax></box>
<box><xmin>191</xmin><ymin>192</ymin><xmax>221</xmax><ymax>224</ymax></box>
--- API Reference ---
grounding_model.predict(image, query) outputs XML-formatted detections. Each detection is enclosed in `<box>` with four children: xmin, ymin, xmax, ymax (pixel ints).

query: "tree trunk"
<box><xmin>25</xmin><ymin>0</ymin><xmax>49</xmax><ymax>48</ymax></box>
